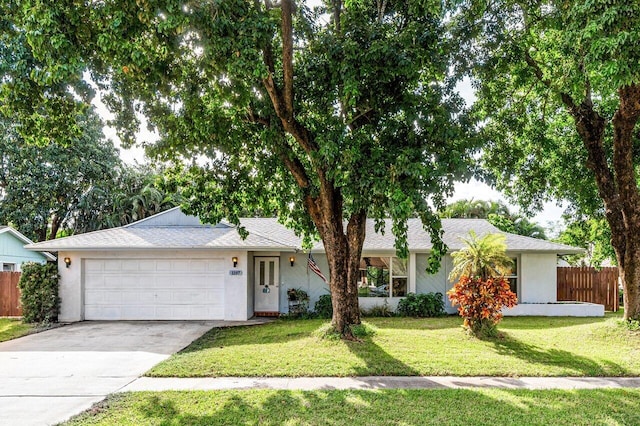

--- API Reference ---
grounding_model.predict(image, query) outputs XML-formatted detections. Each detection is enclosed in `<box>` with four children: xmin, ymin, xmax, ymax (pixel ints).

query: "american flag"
<box><xmin>307</xmin><ymin>253</ymin><xmax>327</xmax><ymax>282</ymax></box>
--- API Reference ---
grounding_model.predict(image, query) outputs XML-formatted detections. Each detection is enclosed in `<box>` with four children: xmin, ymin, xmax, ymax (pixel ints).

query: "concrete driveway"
<box><xmin>0</xmin><ymin>321</ymin><xmax>214</xmax><ymax>426</ymax></box>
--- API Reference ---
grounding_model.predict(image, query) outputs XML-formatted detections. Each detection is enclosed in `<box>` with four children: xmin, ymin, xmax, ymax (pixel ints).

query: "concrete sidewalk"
<box><xmin>120</xmin><ymin>376</ymin><xmax>640</xmax><ymax>392</ymax></box>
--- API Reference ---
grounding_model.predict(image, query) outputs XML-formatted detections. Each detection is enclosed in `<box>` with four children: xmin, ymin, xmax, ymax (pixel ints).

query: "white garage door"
<box><xmin>84</xmin><ymin>258</ymin><xmax>225</xmax><ymax>320</ymax></box>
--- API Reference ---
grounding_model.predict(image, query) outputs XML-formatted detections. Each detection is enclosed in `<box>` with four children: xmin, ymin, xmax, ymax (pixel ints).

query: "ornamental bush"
<box><xmin>447</xmin><ymin>276</ymin><xmax>517</xmax><ymax>337</ymax></box>
<box><xmin>314</xmin><ymin>294</ymin><xmax>333</xmax><ymax>319</ymax></box>
<box><xmin>396</xmin><ymin>292</ymin><xmax>445</xmax><ymax>317</ymax></box>
<box><xmin>18</xmin><ymin>262</ymin><xmax>60</xmax><ymax>324</ymax></box>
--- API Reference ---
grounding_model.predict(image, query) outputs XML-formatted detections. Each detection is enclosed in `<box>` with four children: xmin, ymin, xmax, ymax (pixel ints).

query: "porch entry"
<box><xmin>254</xmin><ymin>257</ymin><xmax>280</xmax><ymax>316</ymax></box>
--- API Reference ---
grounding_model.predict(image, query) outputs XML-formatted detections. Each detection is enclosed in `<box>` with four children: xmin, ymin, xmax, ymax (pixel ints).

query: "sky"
<box><xmin>94</xmin><ymin>70</ymin><xmax>567</xmax><ymax>233</ymax></box>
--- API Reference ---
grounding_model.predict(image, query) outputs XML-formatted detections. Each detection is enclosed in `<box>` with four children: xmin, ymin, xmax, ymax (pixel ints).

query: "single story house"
<box><xmin>26</xmin><ymin>207</ymin><xmax>598</xmax><ymax>322</ymax></box>
<box><xmin>0</xmin><ymin>226</ymin><xmax>55</xmax><ymax>271</ymax></box>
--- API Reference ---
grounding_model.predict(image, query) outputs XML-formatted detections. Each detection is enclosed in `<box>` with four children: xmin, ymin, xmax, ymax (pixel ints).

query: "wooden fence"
<box><xmin>0</xmin><ymin>272</ymin><xmax>22</xmax><ymax>317</ymax></box>
<box><xmin>557</xmin><ymin>267</ymin><xmax>619</xmax><ymax>311</ymax></box>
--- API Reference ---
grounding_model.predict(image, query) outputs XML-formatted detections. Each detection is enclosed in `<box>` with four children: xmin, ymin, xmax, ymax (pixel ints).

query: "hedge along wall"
<box><xmin>18</xmin><ymin>262</ymin><xmax>59</xmax><ymax>323</ymax></box>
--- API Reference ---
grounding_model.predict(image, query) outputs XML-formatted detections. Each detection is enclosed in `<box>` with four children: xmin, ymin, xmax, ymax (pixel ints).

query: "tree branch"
<box><xmin>245</xmin><ymin>108</ymin><xmax>271</xmax><ymax>126</ymax></box>
<box><xmin>281</xmin><ymin>0</ymin><xmax>294</xmax><ymax>119</ymax></box>
<box><xmin>612</xmin><ymin>83</ymin><xmax>640</xmax><ymax>221</ymax></box>
<box><xmin>334</xmin><ymin>0</ymin><xmax>342</xmax><ymax>33</ymax></box>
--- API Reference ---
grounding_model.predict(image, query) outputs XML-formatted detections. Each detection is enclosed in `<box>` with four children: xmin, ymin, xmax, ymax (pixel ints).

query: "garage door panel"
<box><xmin>84</xmin><ymin>258</ymin><xmax>226</xmax><ymax>320</ymax></box>
<box><xmin>84</xmin><ymin>290</ymin><xmax>104</xmax><ymax>304</ymax></box>
<box><xmin>103</xmin><ymin>291</ymin><xmax>124</xmax><ymax>304</ymax></box>
<box><xmin>85</xmin><ymin>260</ymin><xmax>104</xmax><ymax>273</ymax></box>
<box><xmin>188</xmin><ymin>261</ymin><xmax>208</xmax><ymax>272</ymax></box>
<box><xmin>84</xmin><ymin>275</ymin><xmax>104</xmax><ymax>288</ymax></box>
<box><xmin>121</xmin><ymin>260</ymin><xmax>141</xmax><ymax>271</ymax></box>
<box><xmin>104</xmin><ymin>261</ymin><xmax>122</xmax><ymax>271</ymax></box>
<box><xmin>138</xmin><ymin>260</ymin><xmax>156</xmax><ymax>271</ymax></box>
<box><xmin>169</xmin><ymin>260</ymin><xmax>191</xmax><ymax>271</ymax></box>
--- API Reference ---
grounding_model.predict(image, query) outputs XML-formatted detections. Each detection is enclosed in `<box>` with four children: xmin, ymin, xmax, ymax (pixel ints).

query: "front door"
<box><xmin>254</xmin><ymin>257</ymin><xmax>279</xmax><ymax>314</ymax></box>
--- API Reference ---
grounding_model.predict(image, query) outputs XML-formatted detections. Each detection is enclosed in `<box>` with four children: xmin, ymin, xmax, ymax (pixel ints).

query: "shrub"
<box><xmin>361</xmin><ymin>300</ymin><xmax>395</xmax><ymax>317</ymax></box>
<box><xmin>18</xmin><ymin>262</ymin><xmax>59</xmax><ymax>324</ymax></box>
<box><xmin>447</xmin><ymin>276</ymin><xmax>517</xmax><ymax>337</ymax></box>
<box><xmin>287</xmin><ymin>288</ymin><xmax>310</xmax><ymax>317</ymax></box>
<box><xmin>287</xmin><ymin>288</ymin><xmax>309</xmax><ymax>302</ymax></box>
<box><xmin>396</xmin><ymin>292</ymin><xmax>445</xmax><ymax>317</ymax></box>
<box><xmin>314</xmin><ymin>294</ymin><xmax>333</xmax><ymax>319</ymax></box>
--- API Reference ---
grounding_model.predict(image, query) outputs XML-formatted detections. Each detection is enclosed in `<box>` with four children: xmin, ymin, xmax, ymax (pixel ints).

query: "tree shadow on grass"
<box><xmin>365</xmin><ymin>315</ymin><xmax>462</xmax><ymax>331</ymax></box>
<box><xmin>78</xmin><ymin>388</ymin><xmax>640</xmax><ymax>425</ymax></box>
<box><xmin>487</xmin><ymin>331</ymin><xmax>630</xmax><ymax>376</ymax></box>
<box><xmin>344</xmin><ymin>335</ymin><xmax>421</xmax><ymax>376</ymax></box>
<box><xmin>499</xmin><ymin>315</ymin><xmax>610</xmax><ymax>330</ymax></box>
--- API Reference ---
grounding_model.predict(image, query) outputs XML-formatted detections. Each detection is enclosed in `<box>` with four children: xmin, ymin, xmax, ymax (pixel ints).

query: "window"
<box><xmin>2</xmin><ymin>263</ymin><xmax>16</xmax><ymax>272</ymax></box>
<box><xmin>506</xmin><ymin>257</ymin><xmax>518</xmax><ymax>296</ymax></box>
<box><xmin>358</xmin><ymin>256</ymin><xmax>408</xmax><ymax>297</ymax></box>
<box><xmin>391</xmin><ymin>257</ymin><xmax>407</xmax><ymax>297</ymax></box>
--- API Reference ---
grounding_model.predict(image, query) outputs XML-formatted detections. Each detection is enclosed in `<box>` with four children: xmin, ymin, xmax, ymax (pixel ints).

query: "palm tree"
<box><xmin>449</xmin><ymin>231</ymin><xmax>514</xmax><ymax>281</ymax></box>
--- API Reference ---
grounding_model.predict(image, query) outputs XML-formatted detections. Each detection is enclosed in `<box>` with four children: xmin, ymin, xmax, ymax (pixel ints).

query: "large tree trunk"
<box><xmin>563</xmin><ymin>84</ymin><xmax>640</xmax><ymax>320</ymax></box>
<box><xmin>261</xmin><ymin>0</ymin><xmax>366</xmax><ymax>337</ymax></box>
<box><xmin>321</xmin><ymin>210</ymin><xmax>366</xmax><ymax>338</ymax></box>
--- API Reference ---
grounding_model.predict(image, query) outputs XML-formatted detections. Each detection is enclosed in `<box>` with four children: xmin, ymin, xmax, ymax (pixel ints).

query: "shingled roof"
<box><xmin>26</xmin><ymin>207</ymin><xmax>582</xmax><ymax>254</ymax></box>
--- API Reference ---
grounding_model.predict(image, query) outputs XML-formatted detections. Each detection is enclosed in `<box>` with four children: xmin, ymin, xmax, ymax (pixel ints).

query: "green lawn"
<box><xmin>64</xmin><ymin>389</ymin><xmax>640</xmax><ymax>425</ymax></box>
<box><xmin>0</xmin><ymin>318</ymin><xmax>32</xmax><ymax>342</ymax></box>
<box><xmin>147</xmin><ymin>313</ymin><xmax>640</xmax><ymax>377</ymax></box>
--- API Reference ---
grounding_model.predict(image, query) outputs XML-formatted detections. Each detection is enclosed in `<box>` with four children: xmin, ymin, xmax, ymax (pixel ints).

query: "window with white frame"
<box><xmin>1</xmin><ymin>263</ymin><xmax>16</xmax><ymax>272</ymax></box>
<box><xmin>358</xmin><ymin>256</ymin><xmax>408</xmax><ymax>297</ymax></box>
<box><xmin>506</xmin><ymin>257</ymin><xmax>518</xmax><ymax>296</ymax></box>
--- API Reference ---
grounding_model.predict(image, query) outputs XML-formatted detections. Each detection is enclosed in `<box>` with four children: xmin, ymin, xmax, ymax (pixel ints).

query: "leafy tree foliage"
<box><xmin>449</xmin><ymin>231</ymin><xmax>514</xmax><ymax>281</ymax></box>
<box><xmin>0</xmin><ymin>111</ymin><xmax>120</xmax><ymax>241</ymax></box>
<box><xmin>7</xmin><ymin>1</ymin><xmax>475</xmax><ymax>336</ymax></box>
<box><xmin>73</xmin><ymin>164</ymin><xmax>180</xmax><ymax>234</ymax></box>
<box><xmin>556</xmin><ymin>216</ymin><xmax>615</xmax><ymax>267</ymax></box>
<box><xmin>454</xmin><ymin>0</ymin><xmax>640</xmax><ymax>320</ymax></box>
<box><xmin>440</xmin><ymin>199</ymin><xmax>547</xmax><ymax>239</ymax></box>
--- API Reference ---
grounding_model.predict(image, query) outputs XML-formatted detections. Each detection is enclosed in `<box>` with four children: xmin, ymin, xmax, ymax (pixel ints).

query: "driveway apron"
<box><xmin>0</xmin><ymin>321</ymin><xmax>213</xmax><ymax>426</ymax></box>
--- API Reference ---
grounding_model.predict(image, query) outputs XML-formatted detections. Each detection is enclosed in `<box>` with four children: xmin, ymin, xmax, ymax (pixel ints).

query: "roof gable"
<box><xmin>125</xmin><ymin>207</ymin><xmax>203</xmax><ymax>227</ymax></box>
<box><xmin>0</xmin><ymin>226</ymin><xmax>56</xmax><ymax>261</ymax></box>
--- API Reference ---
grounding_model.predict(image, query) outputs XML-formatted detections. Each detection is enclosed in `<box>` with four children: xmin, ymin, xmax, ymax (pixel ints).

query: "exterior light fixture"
<box><xmin>64</xmin><ymin>257</ymin><xmax>71</xmax><ymax>268</ymax></box>
<box><xmin>232</xmin><ymin>256</ymin><xmax>238</xmax><ymax>268</ymax></box>
<box><xmin>289</xmin><ymin>256</ymin><xmax>295</xmax><ymax>267</ymax></box>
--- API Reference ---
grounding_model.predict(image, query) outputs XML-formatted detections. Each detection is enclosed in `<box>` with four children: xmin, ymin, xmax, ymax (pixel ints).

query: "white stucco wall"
<box><xmin>504</xmin><ymin>302</ymin><xmax>604</xmax><ymax>317</ymax></box>
<box><xmin>58</xmin><ymin>251</ymin><xmax>82</xmax><ymax>322</ymax></box>
<box><xmin>57</xmin><ymin>250</ymin><xmax>251</xmax><ymax>322</ymax></box>
<box><xmin>415</xmin><ymin>253</ymin><xmax>456</xmax><ymax>313</ymax></box>
<box><xmin>279</xmin><ymin>253</ymin><xmax>330</xmax><ymax>313</ymax></box>
<box><xmin>519</xmin><ymin>253</ymin><xmax>558</xmax><ymax>303</ymax></box>
<box><xmin>224</xmin><ymin>250</ymin><xmax>249</xmax><ymax>321</ymax></box>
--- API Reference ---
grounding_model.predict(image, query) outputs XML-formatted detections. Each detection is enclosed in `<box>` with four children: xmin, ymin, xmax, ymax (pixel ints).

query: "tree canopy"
<box><xmin>454</xmin><ymin>0</ymin><xmax>640</xmax><ymax>319</ymax></box>
<box><xmin>0</xmin><ymin>110</ymin><xmax>179</xmax><ymax>242</ymax></box>
<box><xmin>556</xmin><ymin>217</ymin><xmax>615</xmax><ymax>267</ymax></box>
<box><xmin>440</xmin><ymin>199</ymin><xmax>547</xmax><ymax>239</ymax></box>
<box><xmin>4</xmin><ymin>1</ymin><xmax>476</xmax><ymax>335</ymax></box>
<box><xmin>0</xmin><ymin>110</ymin><xmax>120</xmax><ymax>241</ymax></box>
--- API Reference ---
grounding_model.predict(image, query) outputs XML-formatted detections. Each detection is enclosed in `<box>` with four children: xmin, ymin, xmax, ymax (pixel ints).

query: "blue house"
<box><xmin>0</xmin><ymin>226</ymin><xmax>55</xmax><ymax>272</ymax></box>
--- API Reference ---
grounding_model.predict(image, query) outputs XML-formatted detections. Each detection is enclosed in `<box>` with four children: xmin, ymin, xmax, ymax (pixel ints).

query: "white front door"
<box><xmin>254</xmin><ymin>257</ymin><xmax>279</xmax><ymax>313</ymax></box>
